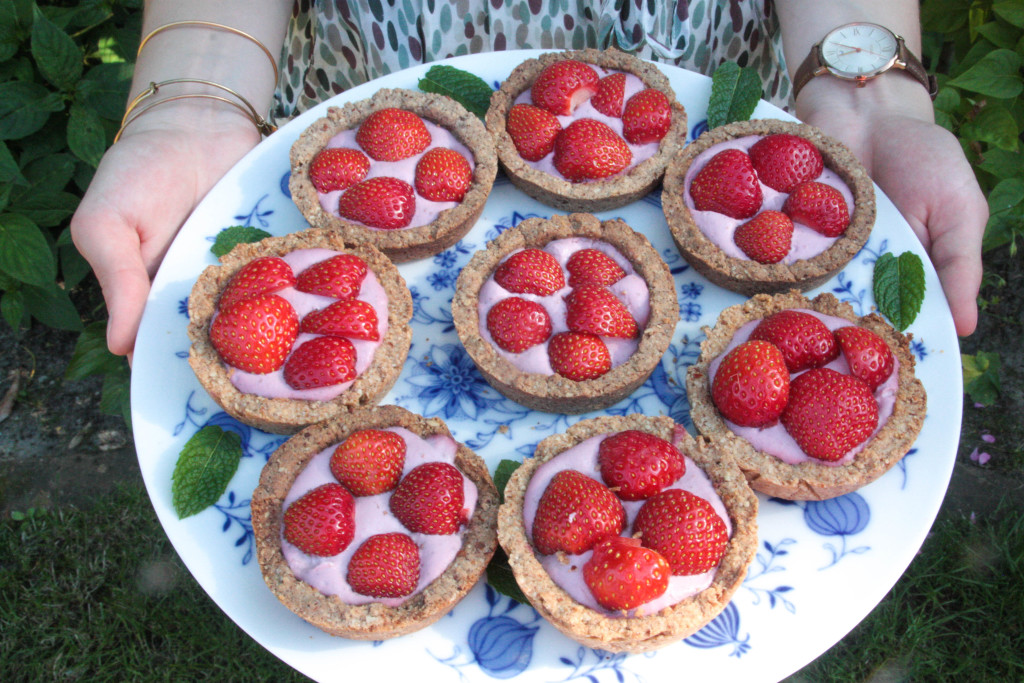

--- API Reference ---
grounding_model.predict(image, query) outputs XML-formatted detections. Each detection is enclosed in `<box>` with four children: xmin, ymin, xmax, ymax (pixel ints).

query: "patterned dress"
<box><xmin>273</xmin><ymin>0</ymin><xmax>791</xmax><ymax>120</ymax></box>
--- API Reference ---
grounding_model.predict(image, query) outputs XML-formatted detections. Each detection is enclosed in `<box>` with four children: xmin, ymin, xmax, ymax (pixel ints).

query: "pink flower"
<box><xmin>969</xmin><ymin>447</ymin><xmax>992</xmax><ymax>465</ymax></box>
<box><xmin>981</xmin><ymin>432</ymin><xmax>996</xmax><ymax>443</ymax></box>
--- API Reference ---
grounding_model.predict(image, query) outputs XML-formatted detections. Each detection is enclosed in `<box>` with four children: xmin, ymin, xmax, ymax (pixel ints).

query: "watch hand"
<box><xmin>833</xmin><ymin>42</ymin><xmax>885</xmax><ymax>58</ymax></box>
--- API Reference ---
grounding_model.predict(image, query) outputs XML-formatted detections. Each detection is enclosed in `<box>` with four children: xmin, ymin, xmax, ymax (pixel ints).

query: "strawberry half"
<box><xmin>834</xmin><ymin>325</ymin><xmax>895</xmax><ymax>391</ymax></box>
<box><xmin>218</xmin><ymin>257</ymin><xmax>296</xmax><ymax>311</ymax></box>
<box><xmin>338</xmin><ymin>176</ymin><xmax>416</xmax><ymax>230</ymax></box>
<box><xmin>553</xmin><ymin>118</ymin><xmax>632</xmax><ymax>182</ymax></box>
<box><xmin>583</xmin><ymin>536</ymin><xmax>671</xmax><ymax>611</ymax></box>
<box><xmin>598</xmin><ymin>430</ymin><xmax>686</xmax><ymax>501</ymax></box>
<box><xmin>565</xmin><ymin>283</ymin><xmax>638</xmax><ymax>339</ymax></box>
<box><xmin>210</xmin><ymin>294</ymin><xmax>298</xmax><ymax>374</ymax></box>
<box><xmin>283</xmin><ymin>335</ymin><xmax>357</xmax><ymax>390</ymax></box>
<box><xmin>355</xmin><ymin>108</ymin><xmax>431</xmax><ymax>161</ymax></box>
<box><xmin>711</xmin><ymin>339</ymin><xmax>790</xmax><ymax>427</ymax></box>
<box><xmin>493</xmin><ymin>248</ymin><xmax>565</xmax><ymax>296</ymax></box>
<box><xmin>414</xmin><ymin>147</ymin><xmax>473</xmax><ymax>202</ymax></box>
<box><xmin>733</xmin><ymin>210</ymin><xmax>793</xmax><ymax>264</ymax></box>
<box><xmin>389</xmin><ymin>461</ymin><xmax>467</xmax><ymax>535</ymax></box>
<box><xmin>486</xmin><ymin>297</ymin><xmax>552</xmax><ymax>353</ymax></box>
<box><xmin>300</xmin><ymin>298</ymin><xmax>380</xmax><ymax>341</ymax></box>
<box><xmin>689</xmin><ymin>148</ymin><xmax>763</xmax><ymax>219</ymax></box>
<box><xmin>783</xmin><ymin>180</ymin><xmax>850</xmax><ymax>237</ymax></box>
<box><xmin>295</xmin><ymin>253</ymin><xmax>368</xmax><ymax>299</ymax></box>
<box><xmin>506</xmin><ymin>103</ymin><xmax>562</xmax><ymax>161</ymax></box>
<box><xmin>748</xmin><ymin>133</ymin><xmax>823</xmax><ymax>193</ymax></box>
<box><xmin>621</xmin><ymin>88</ymin><xmax>672</xmax><ymax>144</ymax></box>
<box><xmin>633</xmin><ymin>488</ymin><xmax>729</xmax><ymax>575</ymax></box>
<box><xmin>530</xmin><ymin>59</ymin><xmax>599</xmax><ymax>116</ymax></box>
<box><xmin>283</xmin><ymin>482</ymin><xmax>356</xmax><ymax>557</ymax></box>
<box><xmin>780</xmin><ymin>367</ymin><xmax>879</xmax><ymax>462</ymax></box>
<box><xmin>566</xmin><ymin>248</ymin><xmax>626</xmax><ymax>287</ymax></box>
<box><xmin>548</xmin><ymin>331</ymin><xmax>612</xmax><ymax>381</ymax></box>
<box><xmin>309</xmin><ymin>147</ymin><xmax>371</xmax><ymax>193</ymax></box>
<box><xmin>531</xmin><ymin>469</ymin><xmax>625</xmax><ymax>555</ymax></box>
<box><xmin>748</xmin><ymin>309</ymin><xmax>839</xmax><ymax>373</ymax></box>
<box><xmin>346</xmin><ymin>532</ymin><xmax>421</xmax><ymax>598</ymax></box>
<box><xmin>589</xmin><ymin>72</ymin><xmax>626</xmax><ymax>117</ymax></box>
<box><xmin>330</xmin><ymin>428</ymin><xmax>406</xmax><ymax>496</ymax></box>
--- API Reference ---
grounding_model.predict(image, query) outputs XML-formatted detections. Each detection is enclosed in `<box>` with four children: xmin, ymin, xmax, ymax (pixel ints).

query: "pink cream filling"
<box><xmin>521</xmin><ymin>428</ymin><xmax>732</xmax><ymax>617</ymax></box>
<box><xmin>477</xmin><ymin>237</ymin><xmax>650</xmax><ymax>374</ymax></box>
<box><xmin>682</xmin><ymin>136</ymin><xmax>855</xmax><ymax>263</ymax></box>
<box><xmin>706</xmin><ymin>309</ymin><xmax>900</xmax><ymax>466</ymax></box>
<box><xmin>280</xmin><ymin>426</ymin><xmax>478</xmax><ymax>607</ymax></box>
<box><xmin>226</xmin><ymin>248</ymin><xmax>389</xmax><ymax>401</ymax></box>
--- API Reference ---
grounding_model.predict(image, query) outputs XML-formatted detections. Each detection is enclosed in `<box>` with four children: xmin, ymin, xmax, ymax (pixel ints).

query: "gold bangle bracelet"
<box><xmin>136</xmin><ymin>20</ymin><xmax>280</xmax><ymax>85</ymax></box>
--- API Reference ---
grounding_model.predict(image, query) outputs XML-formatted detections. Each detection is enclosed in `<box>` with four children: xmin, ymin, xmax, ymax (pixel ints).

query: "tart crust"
<box><xmin>498</xmin><ymin>414</ymin><xmax>758</xmax><ymax>653</ymax></box>
<box><xmin>485</xmin><ymin>48</ymin><xmax>687</xmax><ymax>212</ymax></box>
<box><xmin>686</xmin><ymin>291</ymin><xmax>927</xmax><ymax>500</ymax></box>
<box><xmin>452</xmin><ymin>213</ymin><xmax>678</xmax><ymax>413</ymax></box>
<box><xmin>187</xmin><ymin>229</ymin><xmax>413</xmax><ymax>434</ymax></box>
<box><xmin>289</xmin><ymin>88</ymin><xmax>498</xmax><ymax>262</ymax></box>
<box><xmin>662</xmin><ymin>119</ymin><xmax>875</xmax><ymax>295</ymax></box>
<box><xmin>251</xmin><ymin>404</ymin><xmax>499</xmax><ymax>639</ymax></box>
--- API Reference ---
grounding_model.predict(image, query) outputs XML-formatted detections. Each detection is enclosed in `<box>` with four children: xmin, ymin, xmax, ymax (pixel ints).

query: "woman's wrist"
<box><xmin>794</xmin><ymin>68</ymin><xmax>936</xmax><ymax>126</ymax></box>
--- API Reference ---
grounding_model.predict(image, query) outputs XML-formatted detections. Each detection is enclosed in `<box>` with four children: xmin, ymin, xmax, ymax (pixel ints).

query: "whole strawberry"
<box><xmin>493</xmin><ymin>248</ymin><xmax>565</xmax><ymax>296</ymax></box>
<box><xmin>689</xmin><ymin>148</ymin><xmax>763</xmax><ymax>219</ymax></box>
<box><xmin>414</xmin><ymin>147</ymin><xmax>473</xmax><ymax>202</ymax></box>
<box><xmin>210</xmin><ymin>294</ymin><xmax>298</xmax><ymax>374</ymax></box>
<box><xmin>598</xmin><ymin>430</ymin><xmax>686</xmax><ymax>501</ymax></box>
<box><xmin>486</xmin><ymin>297</ymin><xmax>552</xmax><ymax>353</ymax></box>
<box><xmin>621</xmin><ymin>88</ymin><xmax>672</xmax><ymax>144</ymax></box>
<box><xmin>548</xmin><ymin>331</ymin><xmax>612</xmax><ymax>381</ymax></box>
<box><xmin>506</xmin><ymin>103</ymin><xmax>562</xmax><ymax>161</ymax></box>
<box><xmin>283</xmin><ymin>335</ymin><xmax>357</xmax><ymax>390</ymax></box>
<box><xmin>583</xmin><ymin>536</ymin><xmax>671</xmax><ymax>611</ymax></box>
<box><xmin>283</xmin><ymin>482</ymin><xmax>356</xmax><ymax>557</ymax></box>
<box><xmin>633</xmin><ymin>488</ymin><xmax>729</xmax><ymax>575</ymax></box>
<box><xmin>834</xmin><ymin>325</ymin><xmax>895</xmax><ymax>391</ymax></box>
<box><xmin>330</xmin><ymin>428</ymin><xmax>407</xmax><ymax>496</ymax></box>
<box><xmin>783</xmin><ymin>180</ymin><xmax>850</xmax><ymax>237</ymax></box>
<box><xmin>780</xmin><ymin>367</ymin><xmax>879</xmax><ymax>461</ymax></box>
<box><xmin>300</xmin><ymin>298</ymin><xmax>380</xmax><ymax>341</ymax></box>
<box><xmin>531</xmin><ymin>469</ymin><xmax>625</xmax><ymax>555</ymax></box>
<box><xmin>295</xmin><ymin>253</ymin><xmax>368</xmax><ymax>299</ymax></box>
<box><xmin>346</xmin><ymin>533</ymin><xmax>421</xmax><ymax>598</ymax></box>
<box><xmin>553</xmin><ymin>118</ymin><xmax>632</xmax><ymax>182</ymax></box>
<box><xmin>565</xmin><ymin>248</ymin><xmax>626</xmax><ymax>287</ymax></box>
<box><xmin>309</xmin><ymin>147</ymin><xmax>371</xmax><ymax>193</ymax></box>
<box><xmin>564</xmin><ymin>283</ymin><xmax>638</xmax><ymax>339</ymax></box>
<box><xmin>355</xmin><ymin>108</ymin><xmax>431</xmax><ymax>161</ymax></box>
<box><xmin>711</xmin><ymin>339</ymin><xmax>790</xmax><ymax>427</ymax></box>
<box><xmin>733</xmin><ymin>210</ymin><xmax>793</xmax><ymax>264</ymax></box>
<box><xmin>748</xmin><ymin>133</ymin><xmax>823</xmax><ymax>193</ymax></box>
<box><xmin>389</xmin><ymin>461</ymin><xmax>467</xmax><ymax>535</ymax></box>
<box><xmin>530</xmin><ymin>59</ymin><xmax>599</xmax><ymax>115</ymax></box>
<box><xmin>219</xmin><ymin>257</ymin><xmax>296</xmax><ymax>311</ymax></box>
<box><xmin>338</xmin><ymin>176</ymin><xmax>416</xmax><ymax>230</ymax></box>
<box><xmin>590</xmin><ymin>72</ymin><xmax>626</xmax><ymax>117</ymax></box>
<box><xmin>749</xmin><ymin>309</ymin><xmax>839</xmax><ymax>372</ymax></box>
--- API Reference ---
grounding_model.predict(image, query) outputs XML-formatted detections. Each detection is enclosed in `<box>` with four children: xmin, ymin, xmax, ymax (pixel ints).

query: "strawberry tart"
<box><xmin>187</xmin><ymin>229</ymin><xmax>413</xmax><ymax>434</ymax></box>
<box><xmin>251</xmin><ymin>404</ymin><xmax>499</xmax><ymax>639</ymax></box>
<box><xmin>485</xmin><ymin>48</ymin><xmax>687</xmax><ymax>212</ymax></box>
<box><xmin>452</xmin><ymin>213</ymin><xmax>678</xmax><ymax>413</ymax></box>
<box><xmin>662</xmin><ymin>119</ymin><xmax>875</xmax><ymax>295</ymax></box>
<box><xmin>498</xmin><ymin>414</ymin><xmax>757</xmax><ymax>653</ymax></box>
<box><xmin>289</xmin><ymin>88</ymin><xmax>498</xmax><ymax>262</ymax></box>
<box><xmin>686</xmin><ymin>291</ymin><xmax>927</xmax><ymax>500</ymax></box>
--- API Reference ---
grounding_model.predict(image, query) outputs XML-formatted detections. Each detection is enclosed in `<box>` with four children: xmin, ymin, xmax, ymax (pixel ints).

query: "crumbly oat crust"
<box><xmin>452</xmin><ymin>213</ymin><xmax>678</xmax><ymax>413</ymax></box>
<box><xmin>485</xmin><ymin>48</ymin><xmax>687</xmax><ymax>212</ymax></box>
<box><xmin>662</xmin><ymin>119</ymin><xmax>875</xmax><ymax>295</ymax></box>
<box><xmin>251</xmin><ymin>404</ymin><xmax>499</xmax><ymax>639</ymax></box>
<box><xmin>497</xmin><ymin>414</ymin><xmax>758</xmax><ymax>653</ymax></box>
<box><xmin>686</xmin><ymin>291</ymin><xmax>927</xmax><ymax>500</ymax></box>
<box><xmin>187</xmin><ymin>229</ymin><xmax>413</xmax><ymax>434</ymax></box>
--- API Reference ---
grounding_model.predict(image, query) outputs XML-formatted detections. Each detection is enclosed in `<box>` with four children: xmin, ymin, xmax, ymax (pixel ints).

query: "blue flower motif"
<box><xmin>804</xmin><ymin>492</ymin><xmax>872</xmax><ymax>569</ymax></box>
<box><xmin>178</xmin><ymin>296</ymin><xmax>189</xmax><ymax>318</ymax></box>
<box><xmin>685</xmin><ymin>603</ymin><xmax>751</xmax><ymax>657</ymax></box>
<box><xmin>679</xmin><ymin>282</ymin><xmax>704</xmax><ymax>300</ymax></box>
<box><xmin>488</xmin><ymin>210</ymin><xmax>547</xmax><ymax>241</ymax></box>
<box><xmin>214</xmin><ymin>490</ymin><xmax>255</xmax><ymax>565</ymax></box>
<box><xmin>279</xmin><ymin>170</ymin><xmax>291</xmax><ymax>198</ymax></box>
<box><xmin>404</xmin><ymin>344</ymin><xmax>494</xmax><ymax>420</ymax></box>
<box><xmin>832</xmin><ymin>272</ymin><xmax>867</xmax><ymax>315</ymax></box>
<box><xmin>743</xmin><ymin>538</ymin><xmax>797</xmax><ymax>613</ymax></box>
<box><xmin>857</xmin><ymin>238</ymin><xmax>889</xmax><ymax>266</ymax></box>
<box><xmin>427</xmin><ymin>269</ymin><xmax>459</xmax><ymax>291</ymax></box>
<box><xmin>467</xmin><ymin>615</ymin><xmax>538</xmax><ymax>678</ymax></box>
<box><xmin>911</xmin><ymin>339</ymin><xmax>927</xmax><ymax>361</ymax></box>
<box><xmin>559</xmin><ymin>647</ymin><xmax>645</xmax><ymax>682</ymax></box>
<box><xmin>680</xmin><ymin>301</ymin><xmax>702</xmax><ymax>322</ymax></box>
<box><xmin>234</xmin><ymin>193</ymin><xmax>274</xmax><ymax>228</ymax></box>
<box><xmin>691</xmin><ymin>119</ymin><xmax>709</xmax><ymax>141</ymax></box>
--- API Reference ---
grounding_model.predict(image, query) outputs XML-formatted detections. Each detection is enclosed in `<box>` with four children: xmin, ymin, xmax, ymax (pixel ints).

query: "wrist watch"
<box><xmin>792</xmin><ymin>22</ymin><xmax>937</xmax><ymax>100</ymax></box>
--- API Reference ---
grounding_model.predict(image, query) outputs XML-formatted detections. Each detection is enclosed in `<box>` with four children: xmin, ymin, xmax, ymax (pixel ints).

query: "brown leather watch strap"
<box><xmin>895</xmin><ymin>35</ymin><xmax>939</xmax><ymax>100</ymax></box>
<box><xmin>791</xmin><ymin>43</ymin><xmax>824</xmax><ymax>102</ymax></box>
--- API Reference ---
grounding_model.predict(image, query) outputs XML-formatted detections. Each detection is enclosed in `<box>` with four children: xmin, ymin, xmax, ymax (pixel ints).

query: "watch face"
<box><xmin>820</xmin><ymin>23</ymin><xmax>899</xmax><ymax>80</ymax></box>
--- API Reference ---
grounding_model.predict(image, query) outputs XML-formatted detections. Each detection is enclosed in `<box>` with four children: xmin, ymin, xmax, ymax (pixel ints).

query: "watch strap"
<box><xmin>791</xmin><ymin>42</ymin><xmax>825</xmax><ymax>101</ymax></box>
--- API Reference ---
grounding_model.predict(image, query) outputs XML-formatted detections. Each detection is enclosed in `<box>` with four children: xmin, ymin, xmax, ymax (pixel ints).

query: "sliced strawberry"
<box><xmin>689</xmin><ymin>148</ymin><xmax>763</xmax><ymax>219</ymax></box>
<box><xmin>414</xmin><ymin>147</ymin><xmax>473</xmax><ymax>202</ymax></box>
<box><xmin>389</xmin><ymin>461</ymin><xmax>467</xmax><ymax>535</ymax></box>
<box><xmin>506</xmin><ymin>103</ymin><xmax>562</xmax><ymax>161</ymax></box>
<box><xmin>597</xmin><ymin>430</ymin><xmax>686</xmax><ymax>501</ymax></box>
<box><xmin>782</xmin><ymin>181</ymin><xmax>850</xmax><ymax>237</ymax></box>
<box><xmin>565</xmin><ymin>248</ymin><xmax>626</xmax><ymax>287</ymax></box>
<box><xmin>733</xmin><ymin>210</ymin><xmax>794</xmax><ymax>264</ymax></box>
<box><xmin>282</xmin><ymin>482</ymin><xmax>356</xmax><ymax>557</ymax></box>
<box><xmin>531</xmin><ymin>469</ymin><xmax>625</xmax><ymax>555</ymax></box>
<box><xmin>711</xmin><ymin>339</ymin><xmax>790</xmax><ymax>427</ymax></box>
<box><xmin>634</xmin><ymin>489</ymin><xmax>729</xmax><ymax>575</ymax></box>
<box><xmin>583</xmin><ymin>536</ymin><xmax>671</xmax><ymax>611</ymax></box>
<box><xmin>486</xmin><ymin>297</ymin><xmax>552</xmax><ymax>353</ymax></box>
<box><xmin>564</xmin><ymin>283</ymin><xmax>638</xmax><ymax>339</ymax></box>
<box><xmin>622</xmin><ymin>88</ymin><xmax>672</xmax><ymax>144</ymax></box>
<box><xmin>530</xmin><ymin>59</ymin><xmax>599</xmax><ymax>116</ymax></box>
<box><xmin>748</xmin><ymin>133</ymin><xmax>823</xmax><ymax>193</ymax></box>
<box><xmin>780</xmin><ymin>367</ymin><xmax>879</xmax><ymax>462</ymax></box>
<box><xmin>493</xmin><ymin>248</ymin><xmax>566</xmax><ymax>296</ymax></box>
<box><xmin>590</xmin><ymin>73</ymin><xmax>626</xmax><ymax>117</ymax></box>
<box><xmin>553</xmin><ymin>118</ymin><xmax>632</xmax><ymax>182</ymax></box>
<box><xmin>309</xmin><ymin>147</ymin><xmax>371</xmax><ymax>193</ymax></box>
<box><xmin>295</xmin><ymin>253</ymin><xmax>368</xmax><ymax>300</ymax></box>
<box><xmin>834</xmin><ymin>325</ymin><xmax>895</xmax><ymax>391</ymax></box>
<box><xmin>355</xmin><ymin>108</ymin><xmax>431</xmax><ymax>161</ymax></box>
<box><xmin>749</xmin><ymin>309</ymin><xmax>839</xmax><ymax>373</ymax></box>
<box><xmin>283</xmin><ymin>335</ymin><xmax>357</xmax><ymax>390</ymax></box>
<box><xmin>330</xmin><ymin>428</ymin><xmax>406</xmax><ymax>496</ymax></box>
<box><xmin>219</xmin><ymin>257</ymin><xmax>296</xmax><ymax>311</ymax></box>
<box><xmin>301</xmin><ymin>298</ymin><xmax>380</xmax><ymax>341</ymax></box>
<box><xmin>210</xmin><ymin>294</ymin><xmax>298</xmax><ymax>374</ymax></box>
<box><xmin>338</xmin><ymin>176</ymin><xmax>416</xmax><ymax>230</ymax></box>
<box><xmin>347</xmin><ymin>532</ymin><xmax>421</xmax><ymax>598</ymax></box>
<box><xmin>548</xmin><ymin>331</ymin><xmax>612</xmax><ymax>381</ymax></box>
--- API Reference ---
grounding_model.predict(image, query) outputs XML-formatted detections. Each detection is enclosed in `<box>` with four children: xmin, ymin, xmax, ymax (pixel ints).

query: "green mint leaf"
<box><xmin>492</xmin><ymin>459</ymin><xmax>521</xmax><ymax>504</ymax></box>
<box><xmin>211</xmin><ymin>225</ymin><xmax>272</xmax><ymax>257</ymax></box>
<box><xmin>486</xmin><ymin>546</ymin><xmax>529</xmax><ymax>605</ymax></box>
<box><xmin>962</xmin><ymin>351</ymin><xmax>1002</xmax><ymax>406</ymax></box>
<box><xmin>706</xmin><ymin>61</ymin><xmax>762</xmax><ymax>129</ymax></box>
<box><xmin>418</xmin><ymin>65</ymin><xmax>494</xmax><ymax>119</ymax></box>
<box><xmin>873</xmin><ymin>251</ymin><xmax>926</xmax><ymax>331</ymax></box>
<box><xmin>0</xmin><ymin>213</ymin><xmax>57</xmax><ymax>287</ymax></box>
<box><xmin>172</xmin><ymin>426</ymin><xmax>243</xmax><ymax>519</ymax></box>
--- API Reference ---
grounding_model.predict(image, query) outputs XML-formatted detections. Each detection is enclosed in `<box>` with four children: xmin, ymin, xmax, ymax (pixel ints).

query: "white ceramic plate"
<box><xmin>132</xmin><ymin>50</ymin><xmax>961</xmax><ymax>683</ymax></box>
